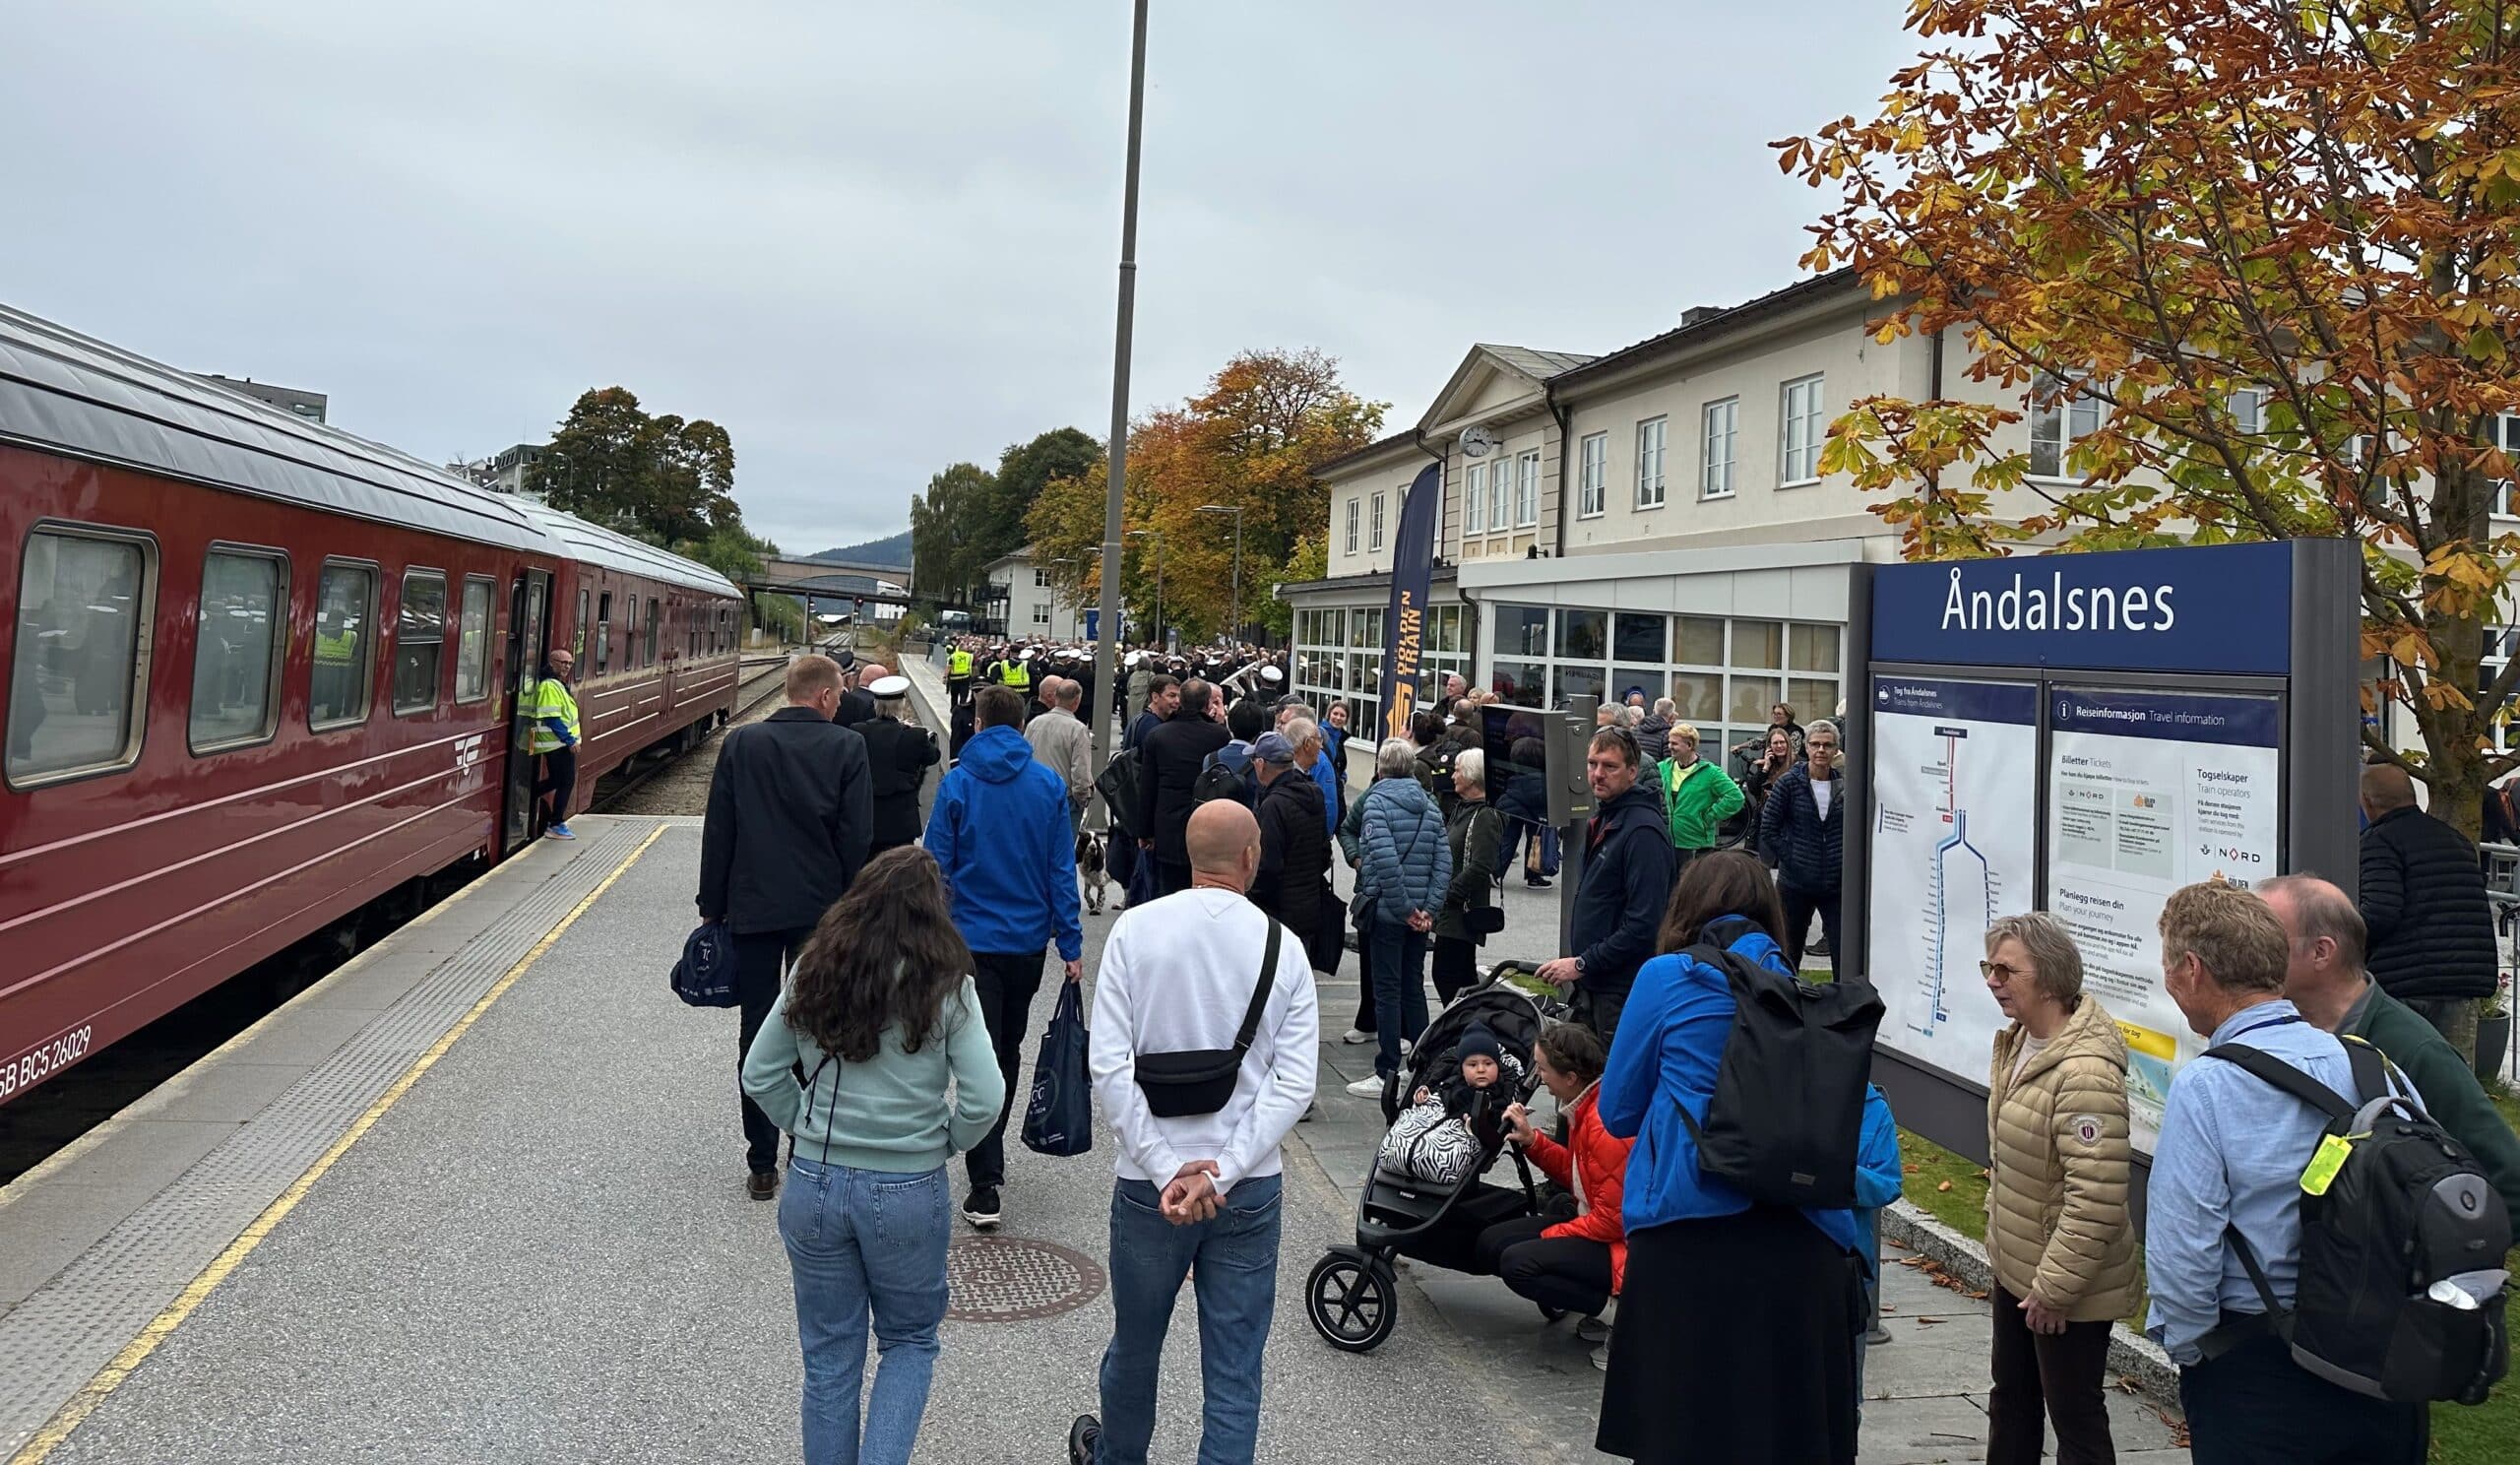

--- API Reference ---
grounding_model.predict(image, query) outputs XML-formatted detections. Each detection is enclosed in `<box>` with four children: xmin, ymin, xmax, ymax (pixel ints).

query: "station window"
<box><xmin>646</xmin><ymin>597</ymin><xmax>661</xmax><ymax>665</ymax></box>
<box><xmin>393</xmin><ymin>569</ymin><xmax>449</xmax><ymax>715</ymax></box>
<box><xmin>310</xmin><ymin>560</ymin><xmax>378</xmax><ymax>730</ymax></box>
<box><xmin>455</xmin><ymin>576</ymin><xmax>495</xmax><ymax>703</ymax></box>
<box><xmin>596</xmin><ymin>591</ymin><xmax>613</xmax><ymax>673</ymax></box>
<box><xmin>7</xmin><ymin>525</ymin><xmax>156</xmax><ymax>786</ymax></box>
<box><xmin>190</xmin><ymin>546</ymin><xmax>286</xmax><ymax>752</ymax></box>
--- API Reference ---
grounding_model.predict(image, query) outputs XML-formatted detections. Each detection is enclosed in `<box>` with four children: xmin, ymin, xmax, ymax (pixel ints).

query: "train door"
<box><xmin>499</xmin><ymin>569</ymin><xmax>552</xmax><ymax>855</ymax></box>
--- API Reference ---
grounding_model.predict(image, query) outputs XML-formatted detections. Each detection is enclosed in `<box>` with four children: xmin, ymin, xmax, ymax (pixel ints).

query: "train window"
<box><xmin>596</xmin><ymin>591</ymin><xmax>612</xmax><ymax>673</ymax></box>
<box><xmin>392</xmin><ymin>570</ymin><xmax>449</xmax><ymax>716</ymax></box>
<box><xmin>189</xmin><ymin>547</ymin><xmax>286</xmax><ymax>752</ymax></box>
<box><xmin>645</xmin><ymin>598</ymin><xmax>661</xmax><ymax>664</ymax></box>
<box><xmin>574</xmin><ymin>589</ymin><xmax>589</xmax><ymax>666</ymax></box>
<box><xmin>7</xmin><ymin>525</ymin><xmax>156</xmax><ymax>787</ymax></box>
<box><xmin>624</xmin><ymin>594</ymin><xmax>638</xmax><ymax>669</ymax></box>
<box><xmin>455</xmin><ymin>576</ymin><xmax>495</xmax><ymax>703</ymax></box>
<box><xmin>309</xmin><ymin>560</ymin><xmax>378</xmax><ymax>730</ymax></box>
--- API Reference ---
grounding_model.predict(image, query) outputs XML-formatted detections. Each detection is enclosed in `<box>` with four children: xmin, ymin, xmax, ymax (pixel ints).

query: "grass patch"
<box><xmin>1897</xmin><ymin>1126</ymin><xmax>1989</xmax><ymax>1239</ymax></box>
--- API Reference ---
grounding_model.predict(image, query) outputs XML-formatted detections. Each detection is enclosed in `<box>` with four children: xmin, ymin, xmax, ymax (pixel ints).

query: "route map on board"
<box><xmin>1865</xmin><ymin>677</ymin><xmax>2040</xmax><ymax>1080</ymax></box>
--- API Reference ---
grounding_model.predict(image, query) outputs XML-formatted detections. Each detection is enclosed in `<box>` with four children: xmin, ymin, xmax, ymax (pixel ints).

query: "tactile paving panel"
<box><xmin>0</xmin><ymin>820</ymin><xmax>658</xmax><ymax>1457</ymax></box>
<box><xmin>944</xmin><ymin>1237</ymin><xmax>1107</xmax><ymax>1323</ymax></box>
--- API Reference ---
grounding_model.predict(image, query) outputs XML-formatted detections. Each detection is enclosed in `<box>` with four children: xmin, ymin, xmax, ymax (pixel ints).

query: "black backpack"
<box><xmin>1195</xmin><ymin>745</ymin><xmax>1257</xmax><ymax>807</ymax></box>
<box><xmin>2203</xmin><ymin>1037</ymin><xmax>2510</xmax><ymax>1405</ymax></box>
<box><xmin>1676</xmin><ymin>939</ymin><xmax>1884</xmax><ymax>1209</ymax></box>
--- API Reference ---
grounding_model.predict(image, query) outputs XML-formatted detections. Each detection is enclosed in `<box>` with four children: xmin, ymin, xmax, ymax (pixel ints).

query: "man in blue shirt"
<box><xmin>2144</xmin><ymin>878</ymin><xmax>2424</xmax><ymax>1464</ymax></box>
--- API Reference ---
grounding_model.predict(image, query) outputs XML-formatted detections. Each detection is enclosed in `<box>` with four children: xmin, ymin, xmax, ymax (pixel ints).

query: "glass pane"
<box><xmin>1789</xmin><ymin>677</ymin><xmax>1839</xmax><ymax>721</ymax></box>
<box><xmin>1670</xmin><ymin>670</ymin><xmax>1724</xmax><ymax>723</ymax></box>
<box><xmin>1732</xmin><ymin>618</ymin><xmax>1784</xmax><ymax>669</ymax></box>
<box><xmin>1612</xmin><ymin>611</ymin><xmax>1665</xmax><ymax>664</ymax></box>
<box><xmin>312</xmin><ymin>564</ymin><xmax>376</xmax><ymax>727</ymax></box>
<box><xmin>1674</xmin><ymin>614</ymin><xmax>1725</xmax><ymax>666</ymax></box>
<box><xmin>1729</xmin><ymin>673</ymin><xmax>1784</xmax><ymax>727</ymax></box>
<box><xmin>1490</xmin><ymin>661</ymin><xmax>1544</xmax><ymax>707</ymax></box>
<box><xmin>394</xmin><ymin>573</ymin><xmax>448</xmax><ymax>713</ymax></box>
<box><xmin>1495</xmin><ymin>605</ymin><xmax>1549</xmax><ymax>658</ymax></box>
<box><xmin>1354</xmin><ymin>654</ymin><xmax>1381</xmax><ymax>699</ymax></box>
<box><xmin>573</xmin><ymin>590</ymin><xmax>588</xmax><ymax>662</ymax></box>
<box><xmin>1551</xmin><ymin>664</ymin><xmax>1606</xmax><ymax>708</ymax></box>
<box><xmin>191</xmin><ymin>552</ymin><xmax>282</xmax><ymax>748</ymax></box>
<box><xmin>457</xmin><ymin>580</ymin><xmax>494</xmax><ymax>702</ymax></box>
<box><xmin>1788</xmin><ymin>622</ymin><xmax>1841</xmax><ymax>673</ymax></box>
<box><xmin>1611</xmin><ymin>668</ymin><xmax>1665</xmax><ymax>704</ymax></box>
<box><xmin>1325</xmin><ymin>608</ymin><xmax>1346</xmax><ymax>645</ymax></box>
<box><xmin>1351</xmin><ymin>608</ymin><xmax>1383</xmax><ymax>649</ymax></box>
<box><xmin>10</xmin><ymin>532</ymin><xmax>146</xmax><ymax>781</ymax></box>
<box><xmin>1556</xmin><ymin>608</ymin><xmax>1607</xmax><ymax>662</ymax></box>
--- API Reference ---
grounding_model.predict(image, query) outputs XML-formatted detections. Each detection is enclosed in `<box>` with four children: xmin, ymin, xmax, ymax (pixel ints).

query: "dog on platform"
<box><xmin>1075</xmin><ymin>829</ymin><xmax>1108</xmax><ymax>916</ymax></box>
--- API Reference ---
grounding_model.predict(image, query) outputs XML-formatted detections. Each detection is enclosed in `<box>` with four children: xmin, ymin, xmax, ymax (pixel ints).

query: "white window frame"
<box><xmin>1487</xmin><ymin>457</ymin><xmax>1509</xmax><ymax>533</ymax></box>
<box><xmin>1369</xmin><ymin>490</ymin><xmax>1387</xmax><ymax>551</ymax></box>
<box><xmin>1344</xmin><ymin>496</ymin><xmax>1359</xmax><ymax>554</ymax></box>
<box><xmin>1465</xmin><ymin>462</ymin><xmax>1487</xmax><ymax>536</ymax></box>
<box><xmin>1635</xmin><ymin>417</ymin><xmax>1667</xmax><ymax>509</ymax></box>
<box><xmin>1702</xmin><ymin>398</ymin><xmax>1738</xmax><ymax>499</ymax></box>
<box><xmin>1515</xmin><ymin>450</ymin><xmax>1540</xmax><ymax>528</ymax></box>
<box><xmin>1578</xmin><ymin>432</ymin><xmax>1607</xmax><ymax>518</ymax></box>
<box><xmin>1779</xmin><ymin>375</ymin><xmax>1826</xmax><ymax>486</ymax></box>
<box><xmin>2231</xmin><ymin>387</ymin><xmax>2270</xmax><ymax>439</ymax></box>
<box><xmin>2029</xmin><ymin>370</ymin><xmax>2106</xmax><ymax>479</ymax></box>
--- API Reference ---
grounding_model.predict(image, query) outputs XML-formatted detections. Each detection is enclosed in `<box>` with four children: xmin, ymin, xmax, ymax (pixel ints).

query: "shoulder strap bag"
<box><xmin>1133</xmin><ymin>921</ymin><xmax>1284</xmax><ymax>1118</ymax></box>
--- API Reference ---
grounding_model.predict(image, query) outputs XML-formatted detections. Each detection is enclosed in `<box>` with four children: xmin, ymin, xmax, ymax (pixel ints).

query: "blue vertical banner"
<box><xmin>1378</xmin><ymin>462</ymin><xmax>1444</xmax><ymax>739</ymax></box>
<box><xmin>1083</xmin><ymin>608</ymin><xmax>1099</xmax><ymax>642</ymax></box>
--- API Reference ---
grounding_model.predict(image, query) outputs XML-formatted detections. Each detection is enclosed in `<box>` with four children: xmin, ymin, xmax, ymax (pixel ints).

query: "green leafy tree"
<box><xmin>908</xmin><ymin>463</ymin><xmax>999</xmax><ymax>607</ymax></box>
<box><xmin>988</xmin><ymin>428</ymin><xmax>1102</xmax><ymax>560</ymax></box>
<box><xmin>535</xmin><ymin>388</ymin><xmax>741</xmax><ymax>546</ymax></box>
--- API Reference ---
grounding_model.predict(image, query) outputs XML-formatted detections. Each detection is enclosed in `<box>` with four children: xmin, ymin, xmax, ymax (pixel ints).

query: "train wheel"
<box><xmin>1305</xmin><ymin>1252</ymin><xmax>1396</xmax><ymax>1353</ymax></box>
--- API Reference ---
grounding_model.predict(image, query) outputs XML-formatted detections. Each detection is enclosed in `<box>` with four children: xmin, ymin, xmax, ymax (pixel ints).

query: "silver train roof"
<box><xmin>510</xmin><ymin>498</ymin><xmax>740</xmax><ymax>599</ymax></box>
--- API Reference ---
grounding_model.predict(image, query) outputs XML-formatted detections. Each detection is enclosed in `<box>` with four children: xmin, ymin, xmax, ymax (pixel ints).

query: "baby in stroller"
<box><xmin>1377</xmin><ymin>1023</ymin><xmax>1525</xmax><ymax>1185</ymax></box>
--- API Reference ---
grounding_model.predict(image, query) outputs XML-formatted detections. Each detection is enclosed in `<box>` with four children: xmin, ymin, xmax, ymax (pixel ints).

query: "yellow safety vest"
<box><xmin>314</xmin><ymin>628</ymin><xmax>358</xmax><ymax>665</ymax></box>
<box><xmin>1001</xmin><ymin>661</ymin><xmax>1032</xmax><ymax>692</ymax></box>
<box><xmin>949</xmin><ymin>649</ymin><xmax>973</xmax><ymax>677</ymax></box>
<box><xmin>529</xmin><ymin>677</ymin><xmax>580</xmax><ymax>754</ymax></box>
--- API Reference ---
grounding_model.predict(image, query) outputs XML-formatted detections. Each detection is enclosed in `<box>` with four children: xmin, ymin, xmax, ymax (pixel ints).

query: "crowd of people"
<box><xmin>690</xmin><ymin>652</ymin><xmax>2513</xmax><ymax>1465</ymax></box>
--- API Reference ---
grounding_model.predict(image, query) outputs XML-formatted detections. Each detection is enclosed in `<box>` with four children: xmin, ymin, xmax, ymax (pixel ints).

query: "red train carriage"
<box><xmin>0</xmin><ymin>305</ymin><xmax>742</xmax><ymax>1102</ymax></box>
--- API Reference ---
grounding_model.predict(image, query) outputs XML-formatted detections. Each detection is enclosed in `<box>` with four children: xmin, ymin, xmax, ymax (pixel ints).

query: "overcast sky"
<box><xmin>1</xmin><ymin>2</ymin><xmax>1921</xmax><ymax>554</ymax></box>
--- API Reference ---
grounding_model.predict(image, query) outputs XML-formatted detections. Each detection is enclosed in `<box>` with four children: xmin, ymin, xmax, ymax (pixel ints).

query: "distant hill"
<box><xmin>804</xmin><ymin>530</ymin><xmax>911</xmax><ymax>568</ymax></box>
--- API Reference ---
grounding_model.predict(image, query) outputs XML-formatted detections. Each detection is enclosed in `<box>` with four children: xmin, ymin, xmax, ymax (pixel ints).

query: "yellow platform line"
<box><xmin>8</xmin><ymin>823</ymin><xmax>666</xmax><ymax>1465</ymax></box>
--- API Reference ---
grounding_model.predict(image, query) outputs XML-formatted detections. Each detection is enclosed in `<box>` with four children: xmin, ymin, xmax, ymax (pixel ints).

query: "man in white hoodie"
<box><xmin>1070</xmin><ymin>800</ymin><xmax>1319</xmax><ymax>1465</ymax></box>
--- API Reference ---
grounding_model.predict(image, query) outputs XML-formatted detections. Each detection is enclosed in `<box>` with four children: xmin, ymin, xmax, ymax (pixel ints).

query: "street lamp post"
<box><xmin>1195</xmin><ymin>503</ymin><xmax>1244</xmax><ymax>644</ymax></box>
<box><xmin>1091</xmin><ymin>0</ymin><xmax>1151</xmax><ymax>784</ymax></box>
<box><xmin>1127</xmin><ymin>529</ymin><xmax>1163</xmax><ymax>649</ymax></box>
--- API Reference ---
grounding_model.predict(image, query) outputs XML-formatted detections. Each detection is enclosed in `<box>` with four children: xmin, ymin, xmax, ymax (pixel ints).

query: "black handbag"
<box><xmin>1465</xmin><ymin>904</ymin><xmax>1506</xmax><ymax>936</ymax></box>
<box><xmin>1133</xmin><ymin>922</ymin><xmax>1282</xmax><ymax>1118</ymax></box>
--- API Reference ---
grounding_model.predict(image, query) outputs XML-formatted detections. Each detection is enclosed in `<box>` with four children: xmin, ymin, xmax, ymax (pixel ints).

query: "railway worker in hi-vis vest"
<box><xmin>531</xmin><ymin>650</ymin><xmax>582</xmax><ymax>839</ymax></box>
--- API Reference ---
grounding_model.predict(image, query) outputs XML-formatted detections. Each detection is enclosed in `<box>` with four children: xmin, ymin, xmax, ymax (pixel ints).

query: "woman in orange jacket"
<box><xmin>1476</xmin><ymin>1023</ymin><xmax>1631</xmax><ymax>1328</ymax></box>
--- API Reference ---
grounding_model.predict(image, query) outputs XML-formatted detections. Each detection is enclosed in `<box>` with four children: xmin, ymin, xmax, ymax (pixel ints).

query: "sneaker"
<box><xmin>1576</xmin><ymin>1314</ymin><xmax>1612</xmax><ymax>1344</ymax></box>
<box><xmin>545</xmin><ymin>822</ymin><xmax>576</xmax><ymax>840</ymax></box>
<box><xmin>1340</xmin><ymin>1028</ymin><xmax>1373</xmax><ymax>1045</ymax></box>
<box><xmin>1592</xmin><ymin>1342</ymin><xmax>1611</xmax><ymax>1371</ymax></box>
<box><xmin>1068</xmin><ymin>1414</ymin><xmax>1101</xmax><ymax>1465</ymax></box>
<box><xmin>962</xmin><ymin>1186</ymin><xmax>1002</xmax><ymax>1231</ymax></box>
<box><xmin>1524</xmin><ymin>875</ymin><xmax>1552</xmax><ymax>889</ymax></box>
<box><xmin>1345</xmin><ymin>1075</ymin><xmax>1386</xmax><ymax>1099</ymax></box>
<box><xmin>1400</xmin><ymin>1039</ymin><xmax>1415</xmax><ymax>1057</ymax></box>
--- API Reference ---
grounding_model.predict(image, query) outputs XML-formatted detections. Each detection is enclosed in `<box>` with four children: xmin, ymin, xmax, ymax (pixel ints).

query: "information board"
<box><xmin>2045</xmin><ymin>686</ymin><xmax>2283</xmax><ymax>1149</ymax></box>
<box><xmin>1867</xmin><ymin>677</ymin><xmax>2041</xmax><ymax>1081</ymax></box>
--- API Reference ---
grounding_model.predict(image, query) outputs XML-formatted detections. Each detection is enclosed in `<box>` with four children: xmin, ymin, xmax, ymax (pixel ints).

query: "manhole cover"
<box><xmin>946</xmin><ymin>1237</ymin><xmax>1107</xmax><ymax>1322</ymax></box>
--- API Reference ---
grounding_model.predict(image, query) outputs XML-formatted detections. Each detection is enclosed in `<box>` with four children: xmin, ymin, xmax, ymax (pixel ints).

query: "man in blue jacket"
<box><xmin>925</xmin><ymin>684</ymin><xmax>1084</xmax><ymax>1232</ymax></box>
<box><xmin>1538</xmin><ymin>728</ymin><xmax>1677</xmax><ymax>1044</ymax></box>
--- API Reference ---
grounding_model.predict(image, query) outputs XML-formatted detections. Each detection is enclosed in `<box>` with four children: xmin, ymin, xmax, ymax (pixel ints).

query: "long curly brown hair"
<box><xmin>786</xmin><ymin>848</ymin><xmax>972</xmax><ymax>1062</ymax></box>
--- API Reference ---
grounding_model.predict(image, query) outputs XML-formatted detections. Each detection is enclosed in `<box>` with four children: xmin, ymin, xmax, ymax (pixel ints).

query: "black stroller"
<box><xmin>1304</xmin><ymin>973</ymin><xmax>1555</xmax><ymax>1353</ymax></box>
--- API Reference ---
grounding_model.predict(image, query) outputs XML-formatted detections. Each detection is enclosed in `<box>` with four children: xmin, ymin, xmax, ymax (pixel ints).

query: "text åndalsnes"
<box><xmin>1939</xmin><ymin>567</ymin><xmax>2177</xmax><ymax>634</ymax></box>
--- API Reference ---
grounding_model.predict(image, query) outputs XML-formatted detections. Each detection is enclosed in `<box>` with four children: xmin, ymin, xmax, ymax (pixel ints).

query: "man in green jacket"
<box><xmin>1655</xmin><ymin>723</ymin><xmax>1745</xmax><ymax>873</ymax></box>
<box><xmin>2262</xmin><ymin>874</ymin><xmax>2520</xmax><ymax>1219</ymax></box>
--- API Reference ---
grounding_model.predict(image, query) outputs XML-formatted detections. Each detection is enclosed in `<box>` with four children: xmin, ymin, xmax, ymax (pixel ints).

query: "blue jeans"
<box><xmin>1367</xmin><ymin>918</ymin><xmax>1429</xmax><ymax>1080</ymax></box>
<box><xmin>1097</xmin><ymin>1174</ymin><xmax>1284</xmax><ymax>1465</ymax></box>
<box><xmin>779</xmin><ymin>1157</ymin><xmax>952</xmax><ymax>1465</ymax></box>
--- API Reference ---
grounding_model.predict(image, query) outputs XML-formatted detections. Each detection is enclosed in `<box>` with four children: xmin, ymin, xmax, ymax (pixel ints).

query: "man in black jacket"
<box><xmin>833</xmin><ymin>661</ymin><xmax>881</xmax><ymax>730</ymax></box>
<box><xmin>2358</xmin><ymin>763</ymin><xmax>2498</xmax><ymax>1064</ymax></box>
<box><xmin>698</xmin><ymin>655</ymin><xmax>873</xmax><ymax>1199</ymax></box>
<box><xmin>1138</xmin><ymin>677</ymin><xmax>1231</xmax><ymax>897</ymax></box>
<box><xmin>856</xmin><ymin>674</ymin><xmax>938</xmax><ymax>856</ymax></box>
<box><xmin>1249</xmin><ymin>731</ymin><xmax>1330</xmax><ymax>961</ymax></box>
<box><xmin>1536</xmin><ymin>727</ymin><xmax>1676</xmax><ymax>1044</ymax></box>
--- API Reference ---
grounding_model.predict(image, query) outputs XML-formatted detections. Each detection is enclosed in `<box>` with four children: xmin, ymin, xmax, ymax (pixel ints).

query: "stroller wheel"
<box><xmin>1305</xmin><ymin>1252</ymin><xmax>1398</xmax><ymax>1354</ymax></box>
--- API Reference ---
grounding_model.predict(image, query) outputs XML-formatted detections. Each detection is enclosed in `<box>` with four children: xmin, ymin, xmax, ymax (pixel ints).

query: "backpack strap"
<box><xmin>1670</xmin><ymin>940</ymin><xmax>1746</xmax><ymax>1151</ymax></box>
<box><xmin>2338</xmin><ymin>1034</ymin><xmax>2394</xmax><ymax>1111</ymax></box>
<box><xmin>2198</xmin><ymin>1043</ymin><xmax>2356</xmax><ymax>1123</ymax></box>
<box><xmin>1230</xmin><ymin>921</ymin><xmax>1286</xmax><ymax>1059</ymax></box>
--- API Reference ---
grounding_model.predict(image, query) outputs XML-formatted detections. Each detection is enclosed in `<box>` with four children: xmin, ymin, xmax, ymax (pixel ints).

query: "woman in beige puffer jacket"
<box><xmin>1980</xmin><ymin>912</ymin><xmax>2135</xmax><ymax>1465</ymax></box>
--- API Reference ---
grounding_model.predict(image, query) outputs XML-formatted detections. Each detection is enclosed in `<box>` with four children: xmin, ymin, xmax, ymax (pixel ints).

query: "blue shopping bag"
<box><xmin>1021</xmin><ymin>980</ymin><xmax>1094</xmax><ymax>1158</ymax></box>
<box><xmin>669</xmin><ymin>921</ymin><xmax>740</xmax><ymax>1008</ymax></box>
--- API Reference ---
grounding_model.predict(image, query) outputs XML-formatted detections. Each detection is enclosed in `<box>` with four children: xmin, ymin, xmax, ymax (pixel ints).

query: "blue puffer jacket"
<box><xmin>923</xmin><ymin>725</ymin><xmax>1083</xmax><ymax>962</ymax></box>
<box><xmin>1757</xmin><ymin>763</ymin><xmax>1844</xmax><ymax>894</ymax></box>
<box><xmin>1357</xmin><ymin>774</ymin><xmax>1452</xmax><ymax>921</ymax></box>
<box><xmin>1599</xmin><ymin>915</ymin><xmax>1858</xmax><ymax>1253</ymax></box>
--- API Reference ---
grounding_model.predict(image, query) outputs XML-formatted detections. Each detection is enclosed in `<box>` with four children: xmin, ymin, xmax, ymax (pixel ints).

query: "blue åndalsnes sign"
<box><xmin>1870</xmin><ymin>541</ymin><xmax>2295</xmax><ymax>675</ymax></box>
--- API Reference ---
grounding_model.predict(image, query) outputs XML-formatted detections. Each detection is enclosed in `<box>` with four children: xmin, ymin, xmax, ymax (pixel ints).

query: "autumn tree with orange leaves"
<box><xmin>1782</xmin><ymin>0</ymin><xmax>2520</xmax><ymax>832</ymax></box>
<box><xmin>1029</xmin><ymin>349</ymin><xmax>1384</xmax><ymax>643</ymax></box>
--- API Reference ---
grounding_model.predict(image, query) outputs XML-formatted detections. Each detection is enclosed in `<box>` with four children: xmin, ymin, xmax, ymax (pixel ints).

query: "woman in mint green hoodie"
<box><xmin>742</xmin><ymin>848</ymin><xmax>1005</xmax><ymax>1465</ymax></box>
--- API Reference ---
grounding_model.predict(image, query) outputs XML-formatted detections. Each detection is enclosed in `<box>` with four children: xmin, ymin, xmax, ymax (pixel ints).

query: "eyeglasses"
<box><xmin>1978</xmin><ymin>960</ymin><xmax>2031</xmax><ymax>981</ymax></box>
